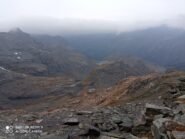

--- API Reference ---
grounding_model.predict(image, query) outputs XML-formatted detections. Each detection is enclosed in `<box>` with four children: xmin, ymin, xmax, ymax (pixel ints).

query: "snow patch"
<box><xmin>17</xmin><ymin>56</ymin><xmax>21</xmax><ymax>60</ymax></box>
<box><xmin>14</xmin><ymin>52</ymin><xmax>18</xmax><ymax>55</ymax></box>
<box><xmin>0</xmin><ymin>66</ymin><xmax>9</xmax><ymax>72</ymax></box>
<box><xmin>14</xmin><ymin>52</ymin><xmax>22</xmax><ymax>55</ymax></box>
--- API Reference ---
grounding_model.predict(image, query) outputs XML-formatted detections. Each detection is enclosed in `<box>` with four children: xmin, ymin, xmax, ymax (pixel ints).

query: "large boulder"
<box><xmin>176</xmin><ymin>95</ymin><xmax>185</xmax><ymax>104</ymax></box>
<box><xmin>118</xmin><ymin>116</ymin><xmax>133</xmax><ymax>132</ymax></box>
<box><xmin>101</xmin><ymin>132</ymin><xmax>148</xmax><ymax>139</ymax></box>
<box><xmin>68</xmin><ymin>123</ymin><xmax>100</xmax><ymax>138</ymax></box>
<box><xmin>151</xmin><ymin>118</ymin><xmax>185</xmax><ymax>139</ymax></box>
<box><xmin>145</xmin><ymin>103</ymin><xmax>173</xmax><ymax>119</ymax></box>
<box><xmin>172</xmin><ymin>131</ymin><xmax>185</xmax><ymax>139</ymax></box>
<box><xmin>63</xmin><ymin>118</ymin><xmax>79</xmax><ymax>125</ymax></box>
<box><xmin>151</xmin><ymin>118</ymin><xmax>170</xmax><ymax>139</ymax></box>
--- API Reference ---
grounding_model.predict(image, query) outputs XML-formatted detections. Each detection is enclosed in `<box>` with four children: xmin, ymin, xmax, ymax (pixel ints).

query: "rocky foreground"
<box><xmin>0</xmin><ymin>71</ymin><xmax>185</xmax><ymax>139</ymax></box>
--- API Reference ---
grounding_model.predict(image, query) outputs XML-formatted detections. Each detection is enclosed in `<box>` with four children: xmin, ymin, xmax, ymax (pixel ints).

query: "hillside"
<box><xmin>83</xmin><ymin>58</ymin><xmax>160</xmax><ymax>88</ymax></box>
<box><xmin>67</xmin><ymin>26</ymin><xmax>185</xmax><ymax>70</ymax></box>
<box><xmin>0</xmin><ymin>67</ymin><xmax>83</xmax><ymax>108</ymax></box>
<box><xmin>0</xmin><ymin>29</ymin><xmax>94</xmax><ymax>79</ymax></box>
<box><xmin>0</xmin><ymin>71</ymin><xmax>185</xmax><ymax>139</ymax></box>
<box><xmin>0</xmin><ymin>28</ymin><xmax>185</xmax><ymax>139</ymax></box>
<box><xmin>1</xmin><ymin>0</ymin><xmax>185</xmax><ymax>139</ymax></box>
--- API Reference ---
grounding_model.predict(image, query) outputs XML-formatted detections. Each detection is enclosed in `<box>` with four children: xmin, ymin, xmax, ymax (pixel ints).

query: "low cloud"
<box><xmin>1</xmin><ymin>15</ymin><xmax>185</xmax><ymax>35</ymax></box>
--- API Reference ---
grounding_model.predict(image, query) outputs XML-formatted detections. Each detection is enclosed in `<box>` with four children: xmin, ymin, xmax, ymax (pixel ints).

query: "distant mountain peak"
<box><xmin>9</xmin><ymin>28</ymin><xmax>24</xmax><ymax>34</ymax></box>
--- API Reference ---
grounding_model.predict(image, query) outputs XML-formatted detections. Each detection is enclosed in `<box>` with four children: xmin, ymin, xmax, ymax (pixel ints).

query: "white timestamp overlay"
<box><xmin>5</xmin><ymin>125</ymin><xmax>43</xmax><ymax>134</ymax></box>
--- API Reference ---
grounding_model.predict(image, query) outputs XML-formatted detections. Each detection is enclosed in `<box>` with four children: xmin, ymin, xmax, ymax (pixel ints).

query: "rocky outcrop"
<box><xmin>0</xmin><ymin>72</ymin><xmax>185</xmax><ymax>139</ymax></box>
<box><xmin>149</xmin><ymin>95</ymin><xmax>185</xmax><ymax>139</ymax></box>
<box><xmin>83</xmin><ymin>59</ymin><xmax>158</xmax><ymax>88</ymax></box>
<box><xmin>50</xmin><ymin>81</ymin><xmax>185</xmax><ymax>139</ymax></box>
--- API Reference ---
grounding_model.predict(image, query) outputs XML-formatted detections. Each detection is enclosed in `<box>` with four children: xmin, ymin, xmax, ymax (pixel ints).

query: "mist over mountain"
<box><xmin>1</xmin><ymin>1</ymin><xmax>185</xmax><ymax>139</ymax></box>
<box><xmin>66</xmin><ymin>25</ymin><xmax>185</xmax><ymax>70</ymax></box>
<box><xmin>33</xmin><ymin>34</ymin><xmax>69</xmax><ymax>47</ymax></box>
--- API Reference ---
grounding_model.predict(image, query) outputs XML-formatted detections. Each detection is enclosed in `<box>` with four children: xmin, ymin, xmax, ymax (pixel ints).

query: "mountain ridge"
<box><xmin>66</xmin><ymin>25</ymin><xmax>185</xmax><ymax>70</ymax></box>
<box><xmin>0</xmin><ymin>29</ymin><xmax>94</xmax><ymax>79</ymax></box>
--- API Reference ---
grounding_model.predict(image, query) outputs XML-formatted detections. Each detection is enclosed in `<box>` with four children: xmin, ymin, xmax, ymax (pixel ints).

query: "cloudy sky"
<box><xmin>0</xmin><ymin>0</ymin><xmax>185</xmax><ymax>34</ymax></box>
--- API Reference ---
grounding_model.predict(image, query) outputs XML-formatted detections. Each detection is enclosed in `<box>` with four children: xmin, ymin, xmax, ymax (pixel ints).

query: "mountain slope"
<box><xmin>67</xmin><ymin>26</ymin><xmax>185</xmax><ymax>70</ymax></box>
<box><xmin>0</xmin><ymin>29</ymin><xmax>94</xmax><ymax>79</ymax></box>
<box><xmin>0</xmin><ymin>67</ymin><xmax>83</xmax><ymax>108</ymax></box>
<box><xmin>83</xmin><ymin>58</ymin><xmax>159</xmax><ymax>88</ymax></box>
<box><xmin>113</xmin><ymin>26</ymin><xmax>185</xmax><ymax>70</ymax></box>
<box><xmin>56</xmin><ymin>71</ymin><xmax>185</xmax><ymax>109</ymax></box>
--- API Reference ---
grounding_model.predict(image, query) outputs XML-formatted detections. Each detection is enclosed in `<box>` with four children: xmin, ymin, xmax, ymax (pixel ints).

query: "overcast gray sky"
<box><xmin>0</xmin><ymin>0</ymin><xmax>185</xmax><ymax>35</ymax></box>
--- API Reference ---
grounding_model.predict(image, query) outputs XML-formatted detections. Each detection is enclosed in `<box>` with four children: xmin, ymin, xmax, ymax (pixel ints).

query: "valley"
<box><xmin>0</xmin><ymin>28</ymin><xmax>185</xmax><ymax>139</ymax></box>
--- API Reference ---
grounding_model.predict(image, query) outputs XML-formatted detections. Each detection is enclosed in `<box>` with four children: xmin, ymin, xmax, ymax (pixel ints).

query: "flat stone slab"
<box><xmin>63</xmin><ymin>118</ymin><xmax>79</xmax><ymax>125</ymax></box>
<box><xmin>178</xmin><ymin>95</ymin><xmax>185</xmax><ymax>99</ymax></box>
<box><xmin>145</xmin><ymin>103</ymin><xmax>172</xmax><ymax>116</ymax></box>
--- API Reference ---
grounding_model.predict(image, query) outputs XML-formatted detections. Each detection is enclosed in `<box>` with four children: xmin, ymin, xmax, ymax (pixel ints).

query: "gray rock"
<box><xmin>22</xmin><ymin>114</ymin><xmax>38</xmax><ymax>121</ymax></box>
<box><xmin>173</xmin><ymin>105</ymin><xmax>183</xmax><ymax>115</ymax></box>
<box><xmin>101</xmin><ymin>132</ymin><xmax>130</xmax><ymax>139</ymax></box>
<box><xmin>174</xmin><ymin>114</ymin><xmax>185</xmax><ymax>124</ymax></box>
<box><xmin>76</xmin><ymin>110</ymin><xmax>93</xmax><ymax>115</ymax></box>
<box><xmin>100</xmin><ymin>136</ymin><xmax>118</xmax><ymax>139</ymax></box>
<box><xmin>132</xmin><ymin>125</ymin><xmax>150</xmax><ymax>136</ymax></box>
<box><xmin>154</xmin><ymin>114</ymin><xmax>164</xmax><ymax>120</ymax></box>
<box><xmin>178</xmin><ymin>77</ymin><xmax>185</xmax><ymax>82</ymax></box>
<box><xmin>88</xmin><ymin>88</ymin><xmax>96</xmax><ymax>93</ymax></box>
<box><xmin>178</xmin><ymin>95</ymin><xmax>185</xmax><ymax>99</ymax></box>
<box><xmin>172</xmin><ymin>131</ymin><xmax>185</xmax><ymax>139</ymax></box>
<box><xmin>128</xmin><ymin>135</ymin><xmax>148</xmax><ymax>139</ymax></box>
<box><xmin>35</xmin><ymin>119</ymin><xmax>43</xmax><ymax>124</ymax></box>
<box><xmin>99</xmin><ymin>122</ymin><xmax>116</xmax><ymax>132</ymax></box>
<box><xmin>173</xmin><ymin>93</ymin><xmax>182</xmax><ymax>99</ymax></box>
<box><xmin>133</xmin><ymin>113</ymin><xmax>146</xmax><ymax>127</ymax></box>
<box><xmin>178</xmin><ymin>83</ymin><xmax>185</xmax><ymax>91</ymax></box>
<box><xmin>78</xmin><ymin>123</ymin><xmax>85</xmax><ymax>129</ymax></box>
<box><xmin>92</xmin><ymin>118</ymin><xmax>104</xmax><ymax>124</ymax></box>
<box><xmin>111</xmin><ymin>115</ymin><xmax>122</xmax><ymax>124</ymax></box>
<box><xmin>151</xmin><ymin>118</ymin><xmax>170</xmax><ymax>139</ymax></box>
<box><xmin>101</xmin><ymin>108</ymin><xmax>112</xmax><ymax>114</ymax></box>
<box><xmin>179</xmin><ymin>104</ymin><xmax>185</xmax><ymax>114</ymax></box>
<box><xmin>79</xmin><ymin>124</ymin><xmax>100</xmax><ymax>137</ymax></box>
<box><xmin>101</xmin><ymin>132</ymin><xmax>145</xmax><ymax>139</ymax></box>
<box><xmin>76</xmin><ymin>122</ymin><xmax>101</xmax><ymax>137</ymax></box>
<box><xmin>40</xmin><ymin>134</ymin><xmax>67</xmax><ymax>139</ymax></box>
<box><xmin>119</xmin><ymin>116</ymin><xmax>133</xmax><ymax>131</ymax></box>
<box><xmin>168</xmin><ymin>89</ymin><xmax>178</xmax><ymax>94</ymax></box>
<box><xmin>145</xmin><ymin>103</ymin><xmax>173</xmax><ymax>117</ymax></box>
<box><xmin>63</xmin><ymin>118</ymin><xmax>79</xmax><ymax>125</ymax></box>
<box><xmin>85</xmin><ymin>125</ymin><xmax>100</xmax><ymax>137</ymax></box>
<box><xmin>0</xmin><ymin>136</ymin><xmax>8</xmax><ymax>139</ymax></box>
<box><xmin>167</xmin><ymin>131</ymin><xmax>172</xmax><ymax>139</ymax></box>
